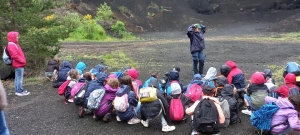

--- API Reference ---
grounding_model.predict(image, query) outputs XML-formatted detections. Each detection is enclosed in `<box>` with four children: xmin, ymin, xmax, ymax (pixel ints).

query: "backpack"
<box><xmin>225</xmin><ymin>97</ymin><xmax>241</xmax><ymax>124</ymax></box>
<box><xmin>202</xmin><ymin>77</ymin><xmax>216</xmax><ymax>89</ymax></box>
<box><xmin>250</xmin><ymin>102</ymin><xmax>279</xmax><ymax>134</ymax></box>
<box><xmin>166</xmin><ymin>81</ymin><xmax>179</xmax><ymax>96</ymax></box>
<box><xmin>71</xmin><ymin>82</ymin><xmax>86</xmax><ymax>97</ymax></box>
<box><xmin>268</xmin><ymin>85</ymin><xmax>278</xmax><ymax>99</ymax></box>
<box><xmin>58</xmin><ymin>80</ymin><xmax>71</xmax><ymax>96</ymax></box>
<box><xmin>193</xmin><ymin>98</ymin><xmax>219</xmax><ymax>134</ymax></box>
<box><xmin>114</xmin><ymin>93</ymin><xmax>129</xmax><ymax>112</ymax></box>
<box><xmin>87</xmin><ymin>89</ymin><xmax>106</xmax><ymax>111</ymax></box>
<box><xmin>132</xmin><ymin>80</ymin><xmax>139</xmax><ymax>98</ymax></box>
<box><xmin>2</xmin><ymin>42</ymin><xmax>17</xmax><ymax>65</ymax></box>
<box><xmin>218</xmin><ymin>97</ymin><xmax>230</xmax><ymax>127</ymax></box>
<box><xmin>169</xmin><ymin>95</ymin><xmax>184</xmax><ymax>121</ymax></box>
<box><xmin>185</xmin><ymin>84</ymin><xmax>202</xmax><ymax>102</ymax></box>
<box><xmin>285</xmin><ymin>62</ymin><xmax>300</xmax><ymax>73</ymax></box>
<box><xmin>74</xmin><ymin>82</ymin><xmax>90</xmax><ymax>106</ymax></box>
<box><xmin>287</xmin><ymin>85</ymin><xmax>300</xmax><ymax>96</ymax></box>
<box><xmin>139</xmin><ymin>87</ymin><xmax>157</xmax><ymax>103</ymax></box>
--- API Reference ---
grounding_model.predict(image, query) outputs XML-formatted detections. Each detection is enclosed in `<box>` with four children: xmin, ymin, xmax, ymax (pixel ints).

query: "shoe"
<box><xmin>116</xmin><ymin>116</ymin><xmax>121</xmax><ymax>122</ymax></box>
<box><xmin>68</xmin><ymin>98</ymin><xmax>74</xmax><ymax>103</ymax></box>
<box><xmin>191</xmin><ymin>130</ymin><xmax>198</xmax><ymax>135</ymax></box>
<box><xmin>127</xmin><ymin>118</ymin><xmax>141</xmax><ymax>124</ymax></box>
<box><xmin>22</xmin><ymin>91</ymin><xmax>30</xmax><ymax>96</ymax></box>
<box><xmin>141</xmin><ymin>120</ymin><xmax>149</xmax><ymax>127</ymax></box>
<box><xmin>102</xmin><ymin>113</ymin><xmax>111</xmax><ymax>123</ymax></box>
<box><xmin>241</xmin><ymin>109</ymin><xmax>252</xmax><ymax>115</ymax></box>
<box><xmin>15</xmin><ymin>91</ymin><xmax>30</xmax><ymax>96</ymax></box>
<box><xmin>162</xmin><ymin>125</ymin><xmax>176</xmax><ymax>132</ymax></box>
<box><xmin>78</xmin><ymin>106</ymin><xmax>84</xmax><ymax>118</ymax></box>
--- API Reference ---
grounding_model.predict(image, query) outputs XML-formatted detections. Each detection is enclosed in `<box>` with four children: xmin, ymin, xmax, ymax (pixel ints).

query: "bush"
<box><xmin>111</xmin><ymin>21</ymin><xmax>126</xmax><ymax>33</ymax></box>
<box><xmin>95</xmin><ymin>2</ymin><xmax>114</xmax><ymax>21</ymax></box>
<box><xmin>68</xmin><ymin>20</ymin><xmax>106</xmax><ymax>40</ymax></box>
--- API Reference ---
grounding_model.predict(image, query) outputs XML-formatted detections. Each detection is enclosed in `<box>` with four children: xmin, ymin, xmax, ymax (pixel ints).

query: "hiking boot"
<box><xmin>78</xmin><ymin>106</ymin><xmax>84</xmax><ymax>118</ymax></box>
<box><xmin>141</xmin><ymin>120</ymin><xmax>149</xmax><ymax>127</ymax></box>
<box><xmin>116</xmin><ymin>116</ymin><xmax>121</xmax><ymax>122</ymax></box>
<box><xmin>127</xmin><ymin>118</ymin><xmax>141</xmax><ymax>124</ymax></box>
<box><xmin>241</xmin><ymin>109</ymin><xmax>252</xmax><ymax>115</ymax></box>
<box><xmin>162</xmin><ymin>125</ymin><xmax>176</xmax><ymax>132</ymax></box>
<box><xmin>102</xmin><ymin>113</ymin><xmax>111</xmax><ymax>123</ymax></box>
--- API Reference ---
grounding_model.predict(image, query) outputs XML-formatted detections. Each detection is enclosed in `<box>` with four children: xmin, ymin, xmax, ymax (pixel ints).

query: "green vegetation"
<box><xmin>95</xmin><ymin>2</ymin><xmax>114</xmax><ymax>21</ymax></box>
<box><xmin>268</xmin><ymin>64</ymin><xmax>285</xmax><ymax>86</ymax></box>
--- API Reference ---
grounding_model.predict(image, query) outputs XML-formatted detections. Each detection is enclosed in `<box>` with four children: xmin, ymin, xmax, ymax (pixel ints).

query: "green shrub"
<box><xmin>111</xmin><ymin>20</ymin><xmax>126</xmax><ymax>33</ymax></box>
<box><xmin>68</xmin><ymin>20</ymin><xmax>106</xmax><ymax>40</ymax></box>
<box><xmin>61</xmin><ymin>12</ymin><xmax>83</xmax><ymax>31</ymax></box>
<box><xmin>95</xmin><ymin>2</ymin><xmax>114</xmax><ymax>21</ymax></box>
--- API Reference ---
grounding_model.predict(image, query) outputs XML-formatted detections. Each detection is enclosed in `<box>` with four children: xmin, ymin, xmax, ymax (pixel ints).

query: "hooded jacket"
<box><xmin>6</xmin><ymin>31</ymin><xmax>26</xmax><ymax>68</ymax></box>
<box><xmin>45</xmin><ymin>59</ymin><xmax>59</xmax><ymax>72</ymax></box>
<box><xmin>94</xmin><ymin>84</ymin><xmax>118</xmax><ymax>117</ymax></box>
<box><xmin>142</xmin><ymin>76</ymin><xmax>163</xmax><ymax>93</ymax></box>
<box><xmin>165</xmin><ymin>70</ymin><xmax>184</xmax><ymax>94</ymax></box>
<box><xmin>75</xmin><ymin>62</ymin><xmax>86</xmax><ymax>75</ymax></box>
<box><xmin>127</xmin><ymin>68</ymin><xmax>142</xmax><ymax>86</ymax></box>
<box><xmin>57</xmin><ymin>61</ymin><xmax>72</xmax><ymax>82</ymax></box>
<box><xmin>84</xmin><ymin>72</ymin><xmax>108</xmax><ymax>106</ymax></box>
<box><xmin>278</xmin><ymin>73</ymin><xmax>297</xmax><ymax>98</ymax></box>
<box><xmin>225</xmin><ymin>61</ymin><xmax>246</xmax><ymax>89</ymax></box>
<box><xmin>114</xmin><ymin>66</ymin><xmax>131</xmax><ymax>79</ymax></box>
<box><xmin>247</xmin><ymin>72</ymin><xmax>268</xmax><ymax>109</ymax></box>
<box><xmin>265</xmin><ymin>97</ymin><xmax>300</xmax><ymax>133</ymax></box>
<box><xmin>116</xmin><ymin>85</ymin><xmax>138</xmax><ymax>121</ymax></box>
<box><xmin>187</xmin><ymin>24</ymin><xmax>206</xmax><ymax>53</ymax></box>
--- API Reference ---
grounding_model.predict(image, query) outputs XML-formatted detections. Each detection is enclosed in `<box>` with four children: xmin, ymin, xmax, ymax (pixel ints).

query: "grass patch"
<box><xmin>99</xmin><ymin>51</ymin><xmax>137</xmax><ymax>68</ymax></box>
<box><xmin>268</xmin><ymin>64</ymin><xmax>285</xmax><ymax>86</ymax></box>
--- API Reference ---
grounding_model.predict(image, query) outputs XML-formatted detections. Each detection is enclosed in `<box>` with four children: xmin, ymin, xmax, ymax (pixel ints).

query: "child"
<box><xmin>75</xmin><ymin>61</ymin><xmax>86</xmax><ymax>76</ymax></box>
<box><xmin>127</xmin><ymin>68</ymin><xmax>143</xmax><ymax>97</ymax></box>
<box><xmin>82</xmin><ymin>72</ymin><xmax>92</xmax><ymax>82</ymax></box>
<box><xmin>220</xmin><ymin>64</ymin><xmax>231</xmax><ymax>77</ymax></box>
<box><xmin>242</xmin><ymin>72</ymin><xmax>268</xmax><ymax>115</ymax></box>
<box><xmin>165</xmin><ymin>70</ymin><xmax>184</xmax><ymax>95</ymax></box>
<box><xmin>213</xmin><ymin>76</ymin><xmax>228</xmax><ymax>97</ymax></box>
<box><xmin>186</xmin><ymin>85</ymin><xmax>225</xmax><ymax>135</ymax></box>
<box><xmin>94</xmin><ymin>78</ymin><xmax>119</xmax><ymax>122</ymax></box>
<box><xmin>142</xmin><ymin>70</ymin><xmax>163</xmax><ymax>93</ymax></box>
<box><xmin>265</xmin><ymin>95</ymin><xmax>300</xmax><ymax>134</ymax></box>
<box><xmin>201</xmin><ymin>67</ymin><xmax>217</xmax><ymax>88</ymax></box>
<box><xmin>115</xmin><ymin>75</ymin><xmax>141</xmax><ymax>124</ymax></box>
<box><xmin>65</xmin><ymin>69</ymin><xmax>80</xmax><ymax>103</ymax></box>
<box><xmin>140</xmin><ymin>78</ymin><xmax>176</xmax><ymax>132</ymax></box>
<box><xmin>53</xmin><ymin>61</ymin><xmax>72</xmax><ymax>88</ymax></box>
<box><xmin>45</xmin><ymin>57</ymin><xmax>59</xmax><ymax>81</ymax></box>
<box><xmin>277</xmin><ymin>73</ymin><xmax>298</xmax><ymax>98</ymax></box>
<box><xmin>263</xmin><ymin>68</ymin><xmax>275</xmax><ymax>85</ymax></box>
<box><xmin>185</xmin><ymin>74</ymin><xmax>203</xmax><ymax>94</ymax></box>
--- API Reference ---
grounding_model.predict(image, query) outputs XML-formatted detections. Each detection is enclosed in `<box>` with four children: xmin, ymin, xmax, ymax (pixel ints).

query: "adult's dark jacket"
<box><xmin>57</xmin><ymin>61</ymin><xmax>72</xmax><ymax>82</ymax></box>
<box><xmin>45</xmin><ymin>60</ymin><xmax>59</xmax><ymax>72</ymax></box>
<box><xmin>187</xmin><ymin>24</ymin><xmax>206</xmax><ymax>53</ymax></box>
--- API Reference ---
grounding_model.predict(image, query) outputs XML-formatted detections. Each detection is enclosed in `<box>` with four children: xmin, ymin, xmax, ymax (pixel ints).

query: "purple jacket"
<box><xmin>94</xmin><ymin>84</ymin><xmax>118</xmax><ymax>117</ymax></box>
<box><xmin>265</xmin><ymin>96</ymin><xmax>300</xmax><ymax>133</ymax></box>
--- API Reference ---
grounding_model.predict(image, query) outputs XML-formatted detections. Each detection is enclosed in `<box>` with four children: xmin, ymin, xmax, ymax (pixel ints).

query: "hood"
<box><xmin>190</xmin><ymin>79</ymin><xmax>203</xmax><ymax>85</ymax></box>
<box><xmin>92</xmin><ymin>64</ymin><xmax>108</xmax><ymax>74</ymax></box>
<box><xmin>104</xmin><ymin>84</ymin><xmax>118</xmax><ymax>93</ymax></box>
<box><xmin>7</xmin><ymin>31</ymin><xmax>19</xmax><ymax>44</ymax></box>
<box><xmin>148</xmin><ymin>78</ymin><xmax>159</xmax><ymax>89</ymax></box>
<box><xmin>276</xmin><ymin>97</ymin><xmax>295</xmax><ymax>109</ymax></box>
<box><xmin>116</xmin><ymin>84</ymin><xmax>131</xmax><ymax>96</ymax></box>
<box><xmin>263</xmin><ymin>68</ymin><xmax>272</xmax><ymax>78</ymax></box>
<box><xmin>250</xmin><ymin>72</ymin><xmax>265</xmax><ymax>85</ymax></box>
<box><xmin>193</xmin><ymin>74</ymin><xmax>202</xmax><ymax>80</ymax></box>
<box><xmin>220</xmin><ymin>65</ymin><xmax>231</xmax><ymax>77</ymax></box>
<box><xmin>60</xmin><ymin>61</ymin><xmax>71</xmax><ymax>69</ymax></box>
<box><xmin>215</xmin><ymin>76</ymin><xmax>228</xmax><ymax>87</ymax></box>
<box><xmin>128</xmin><ymin>68</ymin><xmax>139</xmax><ymax>80</ymax></box>
<box><xmin>169</xmin><ymin>70</ymin><xmax>179</xmax><ymax>80</ymax></box>
<box><xmin>225</xmin><ymin>60</ymin><xmax>237</xmax><ymax>69</ymax></box>
<box><xmin>76</xmin><ymin>62</ymin><xmax>86</xmax><ymax>71</ymax></box>
<box><xmin>285</xmin><ymin>73</ymin><xmax>296</xmax><ymax>85</ymax></box>
<box><xmin>96</xmin><ymin>72</ymin><xmax>108</xmax><ymax>85</ymax></box>
<box><xmin>221</xmin><ymin>84</ymin><xmax>234</xmax><ymax>97</ymax></box>
<box><xmin>203</xmin><ymin>67</ymin><xmax>217</xmax><ymax>80</ymax></box>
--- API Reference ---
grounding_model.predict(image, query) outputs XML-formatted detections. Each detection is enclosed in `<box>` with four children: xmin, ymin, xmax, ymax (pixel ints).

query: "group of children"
<box><xmin>45</xmin><ymin>58</ymin><xmax>300</xmax><ymax>134</ymax></box>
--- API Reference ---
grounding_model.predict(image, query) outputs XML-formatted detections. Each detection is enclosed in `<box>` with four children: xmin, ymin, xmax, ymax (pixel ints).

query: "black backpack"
<box><xmin>193</xmin><ymin>98</ymin><xmax>219</xmax><ymax>134</ymax></box>
<box><xmin>225</xmin><ymin>97</ymin><xmax>241</xmax><ymax>124</ymax></box>
<box><xmin>287</xmin><ymin>85</ymin><xmax>299</xmax><ymax>96</ymax></box>
<box><xmin>74</xmin><ymin>82</ymin><xmax>90</xmax><ymax>106</ymax></box>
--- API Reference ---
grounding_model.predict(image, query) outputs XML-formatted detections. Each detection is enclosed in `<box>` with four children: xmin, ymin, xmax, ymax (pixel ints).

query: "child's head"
<box><xmin>127</xmin><ymin>68</ymin><xmax>139</xmax><ymax>80</ymax></box>
<box><xmin>220</xmin><ymin>65</ymin><xmax>231</xmax><ymax>77</ymax></box>
<box><xmin>193</xmin><ymin>74</ymin><xmax>202</xmax><ymax>80</ymax></box>
<box><xmin>69</xmin><ymin>69</ymin><xmax>79</xmax><ymax>80</ymax></box>
<box><xmin>202</xmin><ymin>85</ymin><xmax>214</xmax><ymax>97</ymax></box>
<box><xmin>120</xmin><ymin>75</ymin><xmax>134</xmax><ymax>91</ymax></box>
<box><xmin>150</xmin><ymin>70</ymin><xmax>158</xmax><ymax>78</ymax></box>
<box><xmin>83</xmin><ymin>72</ymin><xmax>92</xmax><ymax>81</ymax></box>
<box><xmin>107</xmin><ymin>78</ymin><xmax>120</xmax><ymax>89</ymax></box>
<box><xmin>250</xmin><ymin>72</ymin><xmax>265</xmax><ymax>85</ymax></box>
<box><xmin>149</xmin><ymin>78</ymin><xmax>159</xmax><ymax>88</ymax></box>
<box><xmin>289</xmin><ymin>94</ymin><xmax>300</xmax><ymax>112</ymax></box>
<box><xmin>53</xmin><ymin>57</ymin><xmax>60</xmax><ymax>65</ymax></box>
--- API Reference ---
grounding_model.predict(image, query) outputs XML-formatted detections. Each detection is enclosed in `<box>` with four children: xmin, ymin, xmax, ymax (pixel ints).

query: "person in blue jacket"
<box><xmin>142</xmin><ymin>70</ymin><xmax>163</xmax><ymax>93</ymax></box>
<box><xmin>187</xmin><ymin>23</ymin><xmax>206</xmax><ymax>75</ymax></box>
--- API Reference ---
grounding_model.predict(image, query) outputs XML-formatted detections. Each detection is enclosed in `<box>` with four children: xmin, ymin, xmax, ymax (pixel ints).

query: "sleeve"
<box><xmin>227</xmin><ymin>74</ymin><xmax>233</xmax><ymax>84</ymax></box>
<box><xmin>287</xmin><ymin>111</ymin><xmax>300</xmax><ymax>131</ymax></box>
<box><xmin>214</xmin><ymin>102</ymin><xmax>225</xmax><ymax>124</ymax></box>
<box><xmin>185</xmin><ymin>100</ymin><xmax>200</xmax><ymax>115</ymax></box>
<box><xmin>187</xmin><ymin>25</ymin><xmax>194</xmax><ymax>38</ymax></box>
<box><xmin>128</xmin><ymin>91</ymin><xmax>138</xmax><ymax>107</ymax></box>
<box><xmin>7</xmin><ymin>43</ymin><xmax>18</xmax><ymax>59</ymax></box>
<box><xmin>200</xmin><ymin>24</ymin><xmax>206</xmax><ymax>34</ymax></box>
<box><xmin>0</xmin><ymin>80</ymin><xmax>8</xmax><ymax>110</ymax></box>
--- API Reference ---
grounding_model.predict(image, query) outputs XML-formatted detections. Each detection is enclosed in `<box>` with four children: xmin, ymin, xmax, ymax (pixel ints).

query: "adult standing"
<box><xmin>6</xmin><ymin>31</ymin><xmax>30</xmax><ymax>96</ymax></box>
<box><xmin>0</xmin><ymin>80</ymin><xmax>9</xmax><ymax>135</ymax></box>
<box><xmin>187</xmin><ymin>23</ymin><xmax>206</xmax><ymax>75</ymax></box>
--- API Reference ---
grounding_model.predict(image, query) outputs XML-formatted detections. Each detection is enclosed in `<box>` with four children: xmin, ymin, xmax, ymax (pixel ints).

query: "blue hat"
<box><xmin>193</xmin><ymin>74</ymin><xmax>202</xmax><ymax>80</ymax></box>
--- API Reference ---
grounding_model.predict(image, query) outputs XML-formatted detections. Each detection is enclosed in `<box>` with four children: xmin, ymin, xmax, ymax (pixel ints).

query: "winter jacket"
<box><xmin>6</xmin><ymin>31</ymin><xmax>26</xmax><ymax>68</ymax></box>
<box><xmin>165</xmin><ymin>70</ymin><xmax>184</xmax><ymax>94</ymax></box>
<box><xmin>225</xmin><ymin>61</ymin><xmax>246</xmax><ymax>89</ymax></box>
<box><xmin>57</xmin><ymin>61</ymin><xmax>72</xmax><ymax>82</ymax></box>
<box><xmin>247</xmin><ymin>84</ymin><xmax>268</xmax><ymax>109</ymax></box>
<box><xmin>84</xmin><ymin>72</ymin><xmax>108</xmax><ymax>106</ymax></box>
<box><xmin>94</xmin><ymin>84</ymin><xmax>118</xmax><ymax>117</ymax></box>
<box><xmin>116</xmin><ymin>85</ymin><xmax>138</xmax><ymax>121</ymax></box>
<box><xmin>187</xmin><ymin>24</ymin><xmax>206</xmax><ymax>53</ymax></box>
<box><xmin>265</xmin><ymin>97</ymin><xmax>300</xmax><ymax>133</ymax></box>
<box><xmin>143</xmin><ymin>77</ymin><xmax>163</xmax><ymax>93</ymax></box>
<box><xmin>278</xmin><ymin>73</ymin><xmax>297</xmax><ymax>98</ymax></box>
<box><xmin>45</xmin><ymin>60</ymin><xmax>59</xmax><ymax>72</ymax></box>
<box><xmin>75</xmin><ymin>62</ymin><xmax>86</xmax><ymax>75</ymax></box>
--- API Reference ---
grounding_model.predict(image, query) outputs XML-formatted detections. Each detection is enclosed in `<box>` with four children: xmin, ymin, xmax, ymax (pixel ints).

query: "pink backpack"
<box><xmin>186</xmin><ymin>84</ymin><xmax>202</xmax><ymax>102</ymax></box>
<box><xmin>169</xmin><ymin>95</ymin><xmax>184</xmax><ymax>121</ymax></box>
<box><xmin>132</xmin><ymin>81</ymin><xmax>139</xmax><ymax>98</ymax></box>
<box><xmin>71</xmin><ymin>82</ymin><xmax>86</xmax><ymax>97</ymax></box>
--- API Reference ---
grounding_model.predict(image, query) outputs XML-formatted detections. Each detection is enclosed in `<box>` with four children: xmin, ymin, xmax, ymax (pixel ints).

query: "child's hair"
<box><xmin>150</xmin><ymin>70</ymin><xmax>158</xmax><ymax>78</ymax></box>
<box><xmin>53</xmin><ymin>56</ymin><xmax>60</xmax><ymax>66</ymax></box>
<box><xmin>107</xmin><ymin>78</ymin><xmax>120</xmax><ymax>89</ymax></box>
<box><xmin>123</xmin><ymin>70</ymin><xmax>129</xmax><ymax>76</ymax></box>
<box><xmin>289</xmin><ymin>95</ymin><xmax>300</xmax><ymax>112</ymax></box>
<box><xmin>83</xmin><ymin>72</ymin><xmax>92</xmax><ymax>81</ymax></box>
<box><xmin>202</xmin><ymin>85</ymin><xmax>214</xmax><ymax>96</ymax></box>
<box><xmin>120</xmin><ymin>75</ymin><xmax>134</xmax><ymax>91</ymax></box>
<box><xmin>69</xmin><ymin>69</ymin><xmax>79</xmax><ymax>80</ymax></box>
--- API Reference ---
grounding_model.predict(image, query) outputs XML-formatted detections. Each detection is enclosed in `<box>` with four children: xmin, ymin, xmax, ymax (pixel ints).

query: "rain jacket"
<box><xmin>45</xmin><ymin>59</ymin><xmax>59</xmax><ymax>72</ymax></box>
<box><xmin>247</xmin><ymin>72</ymin><xmax>268</xmax><ymax>109</ymax></box>
<box><xmin>143</xmin><ymin>76</ymin><xmax>163</xmax><ymax>93</ymax></box>
<box><xmin>277</xmin><ymin>73</ymin><xmax>297</xmax><ymax>98</ymax></box>
<box><xmin>84</xmin><ymin>72</ymin><xmax>108</xmax><ymax>106</ymax></box>
<box><xmin>94</xmin><ymin>84</ymin><xmax>118</xmax><ymax>117</ymax></box>
<box><xmin>225</xmin><ymin>61</ymin><xmax>246</xmax><ymax>89</ymax></box>
<box><xmin>75</xmin><ymin>62</ymin><xmax>86</xmax><ymax>75</ymax></box>
<box><xmin>116</xmin><ymin>85</ymin><xmax>138</xmax><ymax>121</ymax></box>
<box><xmin>187</xmin><ymin>24</ymin><xmax>206</xmax><ymax>53</ymax></box>
<box><xmin>57</xmin><ymin>61</ymin><xmax>72</xmax><ymax>82</ymax></box>
<box><xmin>265</xmin><ymin>96</ymin><xmax>300</xmax><ymax>133</ymax></box>
<box><xmin>6</xmin><ymin>31</ymin><xmax>26</xmax><ymax>68</ymax></box>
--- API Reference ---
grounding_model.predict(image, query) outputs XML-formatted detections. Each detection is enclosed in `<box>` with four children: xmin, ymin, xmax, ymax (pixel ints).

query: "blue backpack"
<box><xmin>286</xmin><ymin>62</ymin><xmax>300</xmax><ymax>73</ymax></box>
<box><xmin>202</xmin><ymin>77</ymin><xmax>216</xmax><ymax>88</ymax></box>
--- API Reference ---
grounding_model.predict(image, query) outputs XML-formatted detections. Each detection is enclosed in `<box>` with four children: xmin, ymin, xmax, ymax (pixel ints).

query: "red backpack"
<box><xmin>169</xmin><ymin>95</ymin><xmax>184</xmax><ymax>121</ymax></box>
<box><xmin>58</xmin><ymin>80</ymin><xmax>71</xmax><ymax>96</ymax></box>
<box><xmin>186</xmin><ymin>84</ymin><xmax>202</xmax><ymax>102</ymax></box>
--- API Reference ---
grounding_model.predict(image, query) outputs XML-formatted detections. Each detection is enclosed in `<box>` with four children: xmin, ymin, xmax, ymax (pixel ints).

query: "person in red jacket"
<box><xmin>6</xmin><ymin>31</ymin><xmax>30</xmax><ymax>96</ymax></box>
